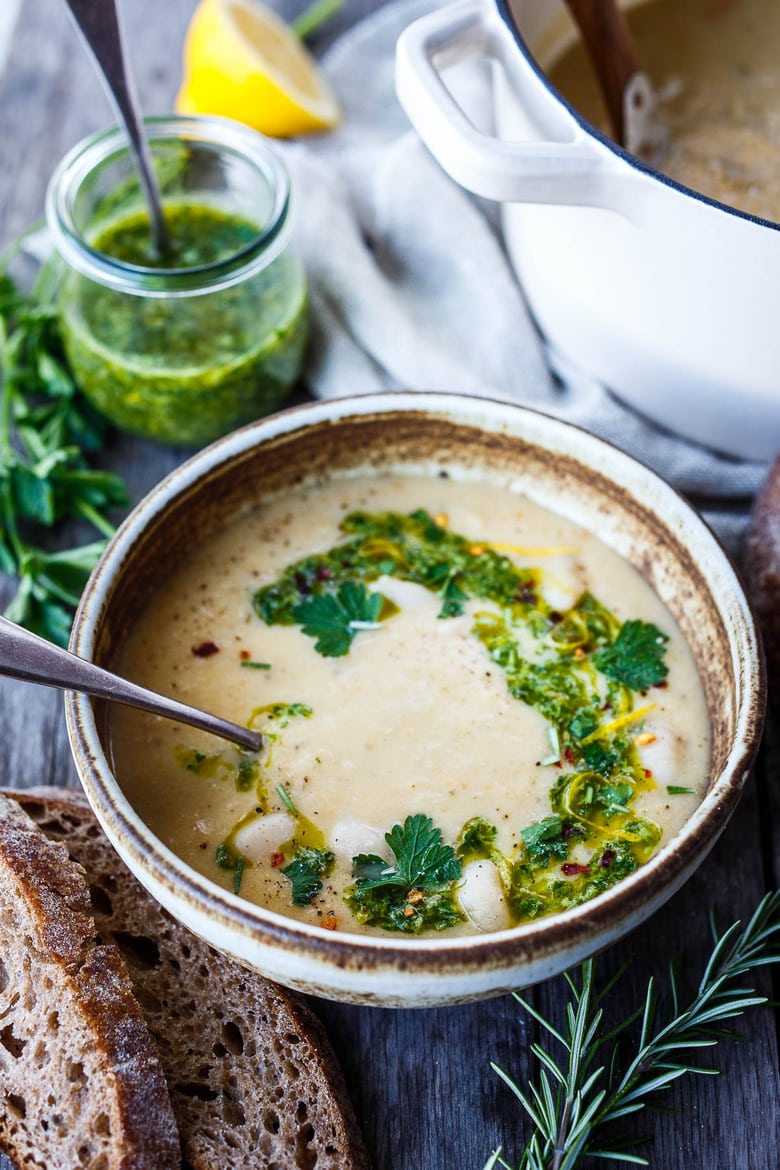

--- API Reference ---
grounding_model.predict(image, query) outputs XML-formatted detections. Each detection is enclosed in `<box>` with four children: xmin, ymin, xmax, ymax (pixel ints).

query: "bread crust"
<box><xmin>0</xmin><ymin>791</ymin><xmax>181</xmax><ymax>1170</ymax></box>
<box><xmin>7</xmin><ymin>787</ymin><xmax>370</xmax><ymax>1170</ymax></box>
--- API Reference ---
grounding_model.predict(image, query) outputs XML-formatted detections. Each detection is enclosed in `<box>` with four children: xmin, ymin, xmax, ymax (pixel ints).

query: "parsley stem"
<box><xmin>0</xmin><ymin>217</ymin><xmax>45</xmax><ymax>271</ymax></box>
<box><xmin>76</xmin><ymin>498</ymin><xmax>116</xmax><ymax>540</ymax></box>
<box><xmin>1</xmin><ymin>479</ymin><xmax>25</xmax><ymax>565</ymax></box>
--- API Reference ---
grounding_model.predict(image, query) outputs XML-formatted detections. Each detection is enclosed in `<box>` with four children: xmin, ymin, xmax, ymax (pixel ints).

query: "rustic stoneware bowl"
<box><xmin>66</xmin><ymin>393</ymin><xmax>765</xmax><ymax>1007</ymax></box>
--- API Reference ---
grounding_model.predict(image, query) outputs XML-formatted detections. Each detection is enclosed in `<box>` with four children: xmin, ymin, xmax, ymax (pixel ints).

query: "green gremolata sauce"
<box><xmin>60</xmin><ymin>203</ymin><xmax>308</xmax><ymax>447</ymax></box>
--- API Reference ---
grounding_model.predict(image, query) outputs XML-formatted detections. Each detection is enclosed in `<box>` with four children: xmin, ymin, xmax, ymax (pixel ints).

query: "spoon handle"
<box><xmin>0</xmin><ymin>615</ymin><xmax>262</xmax><ymax>753</ymax></box>
<box><xmin>62</xmin><ymin>0</ymin><xmax>170</xmax><ymax>257</ymax></box>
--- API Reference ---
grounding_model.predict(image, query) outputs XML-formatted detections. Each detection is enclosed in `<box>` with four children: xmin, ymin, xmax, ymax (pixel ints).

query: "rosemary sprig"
<box><xmin>0</xmin><ymin>249</ymin><xmax>128</xmax><ymax>644</ymax></box>
<box><xmin>486</xmin><ymin>890</ymin><xmax>780</xmax><ymax>1170</ymax></box>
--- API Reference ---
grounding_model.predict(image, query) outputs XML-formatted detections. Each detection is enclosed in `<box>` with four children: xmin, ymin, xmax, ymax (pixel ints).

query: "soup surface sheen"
<box><xmin>547</xmin><ymin>0</ymin><xmax>780</xmax><ymax>222</ymax></box>
<box><xmin>110</xmin><ymin>474</ymin><xmax>710</xmax><ymax>938</ymax></box>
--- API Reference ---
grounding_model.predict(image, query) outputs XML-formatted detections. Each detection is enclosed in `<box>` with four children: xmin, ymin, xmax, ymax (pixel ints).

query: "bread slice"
<box><xmin>0</xmin><ymin>790</ymin><xmax>181</xmax><ymax>1170</ymax></box>
<box><xmin>8</xmin><ymin>787</ymin><xmax>369</xmax><ymax>1170</ymax></box>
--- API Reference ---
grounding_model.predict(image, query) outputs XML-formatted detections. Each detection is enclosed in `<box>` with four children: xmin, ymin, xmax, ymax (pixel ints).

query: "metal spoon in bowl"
<box><xmin>63</xmin><ymin>0</ymin><xmax>170</xmax><ymax>258</ymax></box>
<box><xmin>0</xmin><ymin>615</ymin><xmax>263</xmax><ymax>753</ymax></box>
<box><xmin>563</xmin><ymin>0</ymin><xmax>668</xmax><ymax>164</ymax></box>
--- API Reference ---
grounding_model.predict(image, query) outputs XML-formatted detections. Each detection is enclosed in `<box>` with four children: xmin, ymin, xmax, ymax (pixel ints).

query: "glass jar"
<box><xmin>46</xmin><ymin>116</ymin><xmax>308</xmax><ymax>447</ymax></box>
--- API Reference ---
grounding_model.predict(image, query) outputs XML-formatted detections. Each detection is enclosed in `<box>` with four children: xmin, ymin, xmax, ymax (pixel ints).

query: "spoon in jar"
<box><xmin>0</xmin><ymin>615</ymin><xmax>263</xmax><ymax>753</ymax></box>
<box><xmin>62</xmin><ymin>0</ymin><xmax>170</xmax><ymax>258</ymax></box>
<box><xmin>563</xmin><ymin>0</ymin><xmax>668</xmax><ymax>163</ymax></box>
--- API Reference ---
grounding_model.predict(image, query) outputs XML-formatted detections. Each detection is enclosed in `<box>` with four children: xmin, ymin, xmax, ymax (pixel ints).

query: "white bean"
<box><xmin>233</xmin><ymin>812</ymin><xmax>296</xmax><ymax>864</ymax></box>
<box><xmin>539</xmin><ymin>554</ymin><xmax>586</xmax><ymax>612</ymax></box>
<box><xmin>458</xmin><ymin>859</ymin><xmax>511</xmax><ymax>933</ymax></box>
<box><xmin>635</xmin><ymin>723</ymin><xmax>682</xmax><ymax>788</ymax></box>
<box><xmin>331</xmin><ymin>819</ymin><xmax>389</xmax><ymax>866</ymax></box>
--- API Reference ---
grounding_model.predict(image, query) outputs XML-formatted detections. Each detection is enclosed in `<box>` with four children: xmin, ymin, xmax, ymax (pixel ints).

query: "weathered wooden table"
<box><xmin>0</xmin><ymin>2</ymin><xmax>778</xmax><ymax>1167</ymax></box>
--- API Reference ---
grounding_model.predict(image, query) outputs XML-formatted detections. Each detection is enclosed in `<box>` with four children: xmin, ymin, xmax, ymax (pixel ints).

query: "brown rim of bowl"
<box><xmin>65</xmin><ymin>391</ymin><xmax>767</xmax><ymax>981</ymax></box>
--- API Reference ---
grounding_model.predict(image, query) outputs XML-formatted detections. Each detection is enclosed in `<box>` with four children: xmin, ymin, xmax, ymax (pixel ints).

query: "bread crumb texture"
<box><xmin>0</xmin><ymin>792</ymin><xmax>180</xmax><ymax>1170</ymax></box>
<box><xmin>6</xmin><ymin>788</ymin><xmax>369</xmax><ymax>1170</ymax></box>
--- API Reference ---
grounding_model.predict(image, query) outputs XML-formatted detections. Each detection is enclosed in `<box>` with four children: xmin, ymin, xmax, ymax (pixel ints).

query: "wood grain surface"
<box><xmin>0</xmin><ymin>2</ymin><xmax>778</xmax><ymax>1168</ymax></box>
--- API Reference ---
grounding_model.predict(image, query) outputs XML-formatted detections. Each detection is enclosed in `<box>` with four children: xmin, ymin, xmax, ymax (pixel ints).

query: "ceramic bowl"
<box><xmin>66</xmin><ymin>393</ymin><xmax>765</xmax><ymax>1007</ymax></box>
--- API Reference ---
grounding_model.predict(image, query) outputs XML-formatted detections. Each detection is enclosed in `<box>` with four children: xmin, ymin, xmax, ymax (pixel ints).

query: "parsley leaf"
<box><xmin>592</xmin><ymin>619</ymin><xmax>669</xmax><ymax>690</ymax></box>
<box><xmin>354</xmin><ymin>814</ymin><xmax>462</xmax><ymax>890</ymax></box>
<box><xmin>345</xmin><ymin>814</ymin><xmax>463</xmax><ymax>933</ymax></box>
<box><xmin>282</xmin><ymin>846</ymin><xmax>334</xmax><ymax>906</ymax></box>
<box><xmin>291</xmin><ymin>580</ymin><xmax>383</xmax><ymax>657</ymax></box>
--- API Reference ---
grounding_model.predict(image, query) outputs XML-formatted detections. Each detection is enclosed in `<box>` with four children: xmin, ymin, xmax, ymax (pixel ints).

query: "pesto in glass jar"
<box><xmin>47</xmin><ymin>117</ymin><xmax>308</xmax><ymax>447</ymax></box>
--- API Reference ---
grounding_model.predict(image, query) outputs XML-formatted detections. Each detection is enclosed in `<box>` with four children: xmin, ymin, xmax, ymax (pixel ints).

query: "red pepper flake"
<box><xmin>599</xmin><ymin>850</ymin><xmax>616</xmax><ymax>868</ymax></box>
<box><xmin>239</xmin><ymin>649</ymin><xmax>251</xmax><ymax>660</ymax></box>
<box><xmin>563</xmin><ymin>747</ymin><xmax>576</xmax><ymax>765</ymax></box>
<box><xmin>192</xmin><ymin>641</ymin><xmax>219</xmax><ymax>658</ymax></box>
<box><xmin>514</xmin><ymin>583</ymin><xmax>537</xmax><ymax>605</ymax></box>
<box><xmin>322</xmin><ymin>911</ymin><xmax>338</xmax><ymax>931</ymax></box>
<box><xmin>654</xmin><ymin>679</ymin><xmax>669</xmax><ymax>689</ymax></box>
<box><xmin>270</xmin><ymin>851</ymin><xmax>285</xmax><ymax>868</ymax></box>
<box><xmin>316</xmin><ymin>565</ymin><xmax>332</xmax><ymax>580</ymax></box>
<box><xmin>561</xmin><ymin>861</ymin><xmax>590</xmax><ymax>877</ymax></box>
<box><xmin>644</xmin><ymin>768</ymin><xmax>653</xmax><ymax>778</ymax></box>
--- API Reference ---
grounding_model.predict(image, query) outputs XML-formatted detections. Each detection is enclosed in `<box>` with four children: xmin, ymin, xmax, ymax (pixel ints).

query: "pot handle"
<box><xmin>395</xmin><ymin>0</ymin><xmax>622</xmax><ymax>207</ymax></box>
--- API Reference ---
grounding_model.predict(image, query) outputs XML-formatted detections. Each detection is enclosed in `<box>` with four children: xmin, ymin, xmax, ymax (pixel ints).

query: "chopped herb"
<box><xmin>276</xmin><ymin>783</ymin><xmax>298</xmax><ymax>816</ymax></box>
<box><xmin>591</xmin><ymin>618</ymin><xmax>669</xmax><ymax>690</ymax></box>
<box><xmin>539</xmin><ymin>725</ymin><xmax>561</xmax><ymax>766</ymax></box>
<box><xmin>667</xmin><ymin>784</ymin><xmax>694</xmax><ymax>795</ymax></box>
<box><xmin>215</xmin><ymin>842</ymin><xmax>234</xmax><ymax>870</ymax></box>
<box><xmin>240</xmin><ymin>660</ymin><xmax>271</xmax><ymax>670</ymax></box>
<box><xmin>291</xmin><ymin>580</ymin><xmax>383</xmax><ymax>657</ymax></box>
<box><xmin>345</xmin><ymin>814</ymin><xmax>463</xmax><ymax>934</ymax></box>
<box><xmin>282</xmin><ymin>846</ymin><xmax>334</xmax><ymax>906</ymax></box>
<box><xmin>175</xmin><ymin>744</ymin><xmax>261</xmax><ymax>794</ymax></box>
<box><xmin>236</xmin><ymin>755</ymin><xmax>258</xmax><ymax>792</ymax></box>
<box><xmin>216</xmin><ymin>839</ymin><xmax>250</xmax><ymax>892</ymax></box>
<box><xmin>458</xmin><ymin>816</ymin><xmax>498</xmax><ymax>859</ymax></box>
<box><xmin>249</xmin><ymin>701</ymin><xmax>312</xmax><ymax>732</ymax></box>
<box><xmin>520</xmin><ymin>816</ymin><xmax>569</xmax><ymax>866</ymax></box>
<box><xmin>253</xmin><ymin>508</ymin><xmax>543</xmax><ymax>632</ymax></box>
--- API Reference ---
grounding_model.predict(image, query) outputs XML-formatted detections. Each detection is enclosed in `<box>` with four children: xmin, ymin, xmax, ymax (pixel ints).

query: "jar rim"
<box><xmin>45</xmin><ymin>115</ymin><xmax>293</xmax><ymax>296</ymax></box>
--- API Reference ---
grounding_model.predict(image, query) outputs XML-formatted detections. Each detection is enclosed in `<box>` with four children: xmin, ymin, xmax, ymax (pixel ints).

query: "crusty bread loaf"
<box><xmin>0</xmin><ymin>790</ymin><xmax>181</xmax><ymax>1170</ymax></box>
<box><xmin>8</xmin><ymin>787</ymin><xmax>369</xmax><ymax>1170</ymax></box>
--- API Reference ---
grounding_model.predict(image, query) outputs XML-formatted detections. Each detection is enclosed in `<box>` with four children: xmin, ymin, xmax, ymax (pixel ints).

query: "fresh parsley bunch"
<box><xmin>0</xmin><ymin>250</ymin><xmax>128</xmax><ymax>644</ymax></box>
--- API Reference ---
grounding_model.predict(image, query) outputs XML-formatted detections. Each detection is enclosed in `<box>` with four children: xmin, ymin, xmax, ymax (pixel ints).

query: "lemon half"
<box><xmin>176</xmin><ymin>0</ymin><xmax>340</xmax><ymax>137</ymax></box>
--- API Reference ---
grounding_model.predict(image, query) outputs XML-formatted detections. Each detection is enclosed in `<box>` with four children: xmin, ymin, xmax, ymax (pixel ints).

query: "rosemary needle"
<box><xmin>486</xmin><ymin>890</ymin><xmax>780</xmax><ymax>1170</ymax></box>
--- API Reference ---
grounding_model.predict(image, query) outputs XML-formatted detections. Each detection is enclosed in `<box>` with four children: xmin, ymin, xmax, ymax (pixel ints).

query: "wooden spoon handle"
<box><xmin>743</xmin><ymin>456</ymin><xmax>780</xmax><ymax>698</ymax></box>
<box><xmin>563</xmin><ymin>0</ymin><xmax>639</xmax><ymax>145</ymax></box>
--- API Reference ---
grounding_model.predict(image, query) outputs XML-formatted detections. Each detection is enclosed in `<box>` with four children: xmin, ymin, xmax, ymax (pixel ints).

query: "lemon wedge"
<box><xmin>175</xmin><ymin>0</ymin><xmax>340</xmax><ymax>137</ymax></box>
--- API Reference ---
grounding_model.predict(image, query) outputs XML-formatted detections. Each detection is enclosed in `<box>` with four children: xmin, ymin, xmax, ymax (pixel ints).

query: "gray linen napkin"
<box><xmin>278</xmin><ymin>0</ymin><xmax>766</xmax><ymax>551</ymax></box>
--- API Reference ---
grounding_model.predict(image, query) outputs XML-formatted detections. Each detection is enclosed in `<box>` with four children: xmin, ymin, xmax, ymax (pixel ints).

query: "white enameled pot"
<box><xmin>396</xmin><ymin>0</ymin><xmax>780</xmax><ymax>461</ymax></box>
